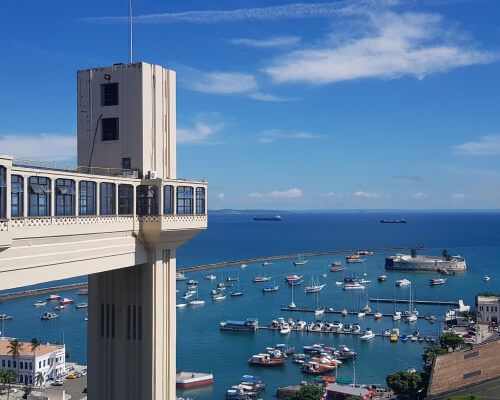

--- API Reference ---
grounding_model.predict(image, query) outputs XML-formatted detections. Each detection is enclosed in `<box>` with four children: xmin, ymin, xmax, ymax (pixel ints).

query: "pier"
<box><xmin>369</xmin><ymin>298</ymin><xmax>459</xmax><ymax>306</ymax></box>
<box><xmin>279</xmin><ymin>306</ymin><xmax>434</xmax><ymax>320</ymax></box>
<box><xmin>178</xmin><ymin>245</ymin><xmax>426</xmax><ymax>273</ymax></box>
<box><xmin>0</xmin><ymin>282</ymin><xmax>87</xmax><ymax>302</ymax></box>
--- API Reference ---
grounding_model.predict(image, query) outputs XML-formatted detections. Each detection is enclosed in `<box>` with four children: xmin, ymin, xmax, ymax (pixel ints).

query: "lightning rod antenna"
<box><xmin>129</xmin><ymin>0</ymin><xmax>133</xmax><ymax>63</ymax></box>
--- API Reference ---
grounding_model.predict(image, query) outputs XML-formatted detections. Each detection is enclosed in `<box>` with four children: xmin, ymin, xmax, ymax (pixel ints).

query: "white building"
<box><xmin>476</xmin><ymin>295</ymin><xmax>499</xmax><ymax>325</ymax></box>
<box><xmin>0</xmin><ymin>338</ymin><xmax>65</xmax><ymax>385</ymax></box>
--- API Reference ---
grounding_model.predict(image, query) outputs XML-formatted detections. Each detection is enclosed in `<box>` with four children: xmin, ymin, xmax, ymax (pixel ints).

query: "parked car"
<box><xmin>66</xmin><ymin>374</ymin><xmax>77</xmax><ymax>380</ymax></box>
<box><xmin>52</xmin><ymin>379</ymin><xmax>64</xmax><ymax>386</ymax></box>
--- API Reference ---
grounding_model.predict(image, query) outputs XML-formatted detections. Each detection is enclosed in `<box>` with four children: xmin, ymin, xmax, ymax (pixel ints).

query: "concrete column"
<box><xmin>22</xmin><ymin>175</ymin><xmax>28</xmax><ymax>218</ymax></box>
<box><xmin>96</xmin><ymin>182</ymin><xmax>100</xmax><ymax>216</ymax></box>
<box><xmin>87</xmin><ymin>248</ymin><xmax>177</xmax><ymax>400</ymax></box>
<box><xmin>50</xmin><ymin>178</ymin><xmax>55</xmax><ymax>217</ymax></box>
<box><xmin>75</xmin><ymin>180</ymin><xmax>79</xmax><ymax>217</ymax></box>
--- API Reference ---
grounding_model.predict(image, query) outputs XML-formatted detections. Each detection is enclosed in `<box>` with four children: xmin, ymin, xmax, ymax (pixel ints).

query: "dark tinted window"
<box><xmin>196</xmin><ymin>187</ymin><xmax>206</xmax><ymax>214</ymax></box>
<box><xmin>29</xmin><ymin>176</ymin><xmax>51</xmax><ymax>216</ymax></box>
<box><xmin>0</xmin><ymin>166</ymin><xmax>6</xmax><ymax>219</ymax></box>
<box><xmin>55</xmin><ymin>179</ymin><xmax>75</xmax><ymax>216</ymax></box>
<box><xmin>100</xmin><ymin>183</ymin><xmax>115</xmax><ymax>215</ymax></box>
<box><xmin>164</xmin><ymin>185</ymin><xmax>174</xmax><ymax>214</ymax></box>
<box><xmin>118</xmin><ymin>185</ymin><xmax>133</xmax><ymax>215</ymax></box>
<box><xmin>79</xmin><ymin>181</ymin><xmax>96</xmax><ymax>215</ymax></box>
<box><xmin>101</xmin><ymin>83</ymin><xmax>119</xmax><ymax>106</ymax></box>
<box><xmin>102</xmin><ymin>118</ymin><xmax>119</xmax><ymax>141</ymax></box>
<box><xmin>177</xmin><ymin>186</ymin><xmax>193</xmax><ymax>215</ymax></box>
<box><xmin>11</xmin><ymin>175</ymin><xmax>23</xmax><ymax>217</ymax></box>
<box><xmin>137</xmin><ymin>185</ymin><xmax>158</xmax><ymax>215</ymax></box>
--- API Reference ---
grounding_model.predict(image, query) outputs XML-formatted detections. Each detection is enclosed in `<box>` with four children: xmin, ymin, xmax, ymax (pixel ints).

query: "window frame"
<box><xmin>11</xmin><ymin>175</ymin><xmax>23</xmax><ymax>218</ymax></box>
<box><xmin>163</xmin><ymin>185</ymin><xmax>174</xmax><ymax>214</ymax></box>
<box><xmin>118</xmin><ymin>185</ymin><xmax>134</xmax><ymax>215</ymax></box>
<box><xmin>176</xmin><ymin>186</ymin><xmax>194</xmax><ymax>215</ymax></box>
<box><xmin>100</xmin><ymin>182</ymin><xmax>116</xmax><ymax>215</ymax></box>
<box><xmin>28</xmin><ymin>176</ymin><xmax>51</xmax><ymax>217</ymax></box>
<box><xmin>101</xmin><ymin>82</ymin><xmax>119</xmax><ymax>106</ymax></box>
<box><xmin>0</xmin><ymin>166</ymin><xmax>6</xmax><ymax>219</ymax></box>
<box><xmin>101</xmin><ymin>118</ymin><xmax>119</xmax><ymax>141</ymax></box>
<box><xmin>136</xmin><ymin>185</ymin><xmax>158</xmax><ymax>216</ymax></box>
<box><xmin>196</xmin><ymin>187</ymin><xmax>206</xmax><ymax>215</ymax></box>
<box><xmin>55</xmin><ymin>178</ymin><xmax>75</xmax><ymax>216</ymax></box>
<box><xmin>79</xmin><ymin>181</ymin><xmax>97</xmax><ymax>216</ymax></box>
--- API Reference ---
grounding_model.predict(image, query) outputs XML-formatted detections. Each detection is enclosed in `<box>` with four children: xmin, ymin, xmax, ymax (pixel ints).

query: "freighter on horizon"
<box><xmin>254</xmin><ymin>214</ymin><xmax>282</xmax><ymax>221</ymax></box>
<box><xmin>380</xmin><ymin>218</ymin><xmax>407</xmax><ymax>223</ymax></box>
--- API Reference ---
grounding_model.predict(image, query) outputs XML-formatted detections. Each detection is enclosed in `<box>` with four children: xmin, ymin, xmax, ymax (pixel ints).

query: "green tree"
<box><xmin>35</xmin><ymin>372</ymin><xmax>45</xmax><ymax>398</ymax></box>
<box><xmin>30</xmin><ymin>338</ymin><xmax>41</xmax><ymax>359</ymax></box>
<box><xmin>7</xmin><ymin>339</ymin><xmax>23</xmax><ymax>386</ymax></box>
<box><xmin>442</xmin><ymin>249</ymin><xmax>451</xmax><ymax>260</ymax></box>
<box><xmin>423</xmin><ymin>345</ymin><xmax>448</xmax><ymax>367</ymax></box>
<box><xmin>291</xmin><ymin>385</ymin><xmax>325</xmax><ymax>400</ymax></box>
<box><xmin>386</xmin><ymin>371</ymin><xmax>425</xmax><ymax>400</ymax></box>
<box><xmin>0</xmin><ymin>370</ymin><xmax>17</xmax><ymax>400</ymax></box>
<box><xmin>440</xmin><ymin>332</ymin><xmax>465</xmax><ymax>350</ymax></box>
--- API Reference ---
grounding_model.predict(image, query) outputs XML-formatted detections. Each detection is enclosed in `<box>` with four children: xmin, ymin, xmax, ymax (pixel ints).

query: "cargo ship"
<box><xmin>220</xmin><ymin>318</ymin><xmax>259</xmax><ymax>331</ymax></box>
<box><xmin>254</xmin><ymin>214</ymin><xmax>282</xmax><ymax>221</ymax></box>
<box><xmin>380</xmin><ymin>218</ymin><xmax>407</xmax><ymax>223</ymax></box>
<box><xmin>385</xmin><ymin>253</ymin><xmax>466</xmax><ymax>272</ymax></box>
<box><xmin>176</xmin><ymin>372</ymin><xmax>214</xmax><ymax>388</ymax></box>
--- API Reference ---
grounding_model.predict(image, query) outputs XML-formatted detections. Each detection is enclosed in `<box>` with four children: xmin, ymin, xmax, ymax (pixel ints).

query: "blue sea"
<box><xmin>1</xmin><ymin>211</ymin><xmax>499</xmax><ymax>399</ymax></box>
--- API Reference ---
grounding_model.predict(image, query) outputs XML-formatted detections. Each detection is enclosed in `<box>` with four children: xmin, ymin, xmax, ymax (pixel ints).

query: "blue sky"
<box><xmin>1</xmin><ymin>0</ymin><xmax>500</xmax><ymax>209</ymax></box>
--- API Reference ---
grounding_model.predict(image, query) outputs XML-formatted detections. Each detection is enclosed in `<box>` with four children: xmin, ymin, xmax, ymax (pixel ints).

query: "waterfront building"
<box><xmin>385</xmin><ymin>253</ymin><xmax>466</xmax><ymax>272</ymax></box>
<box><xmin>0</xmin><ymin>61</ymin><xmax>207</xmax><ymax>400</ymax></box>
<box><xmin>325</xmin><ymin>383</ymin><xmax>376</xmax><ymax>399</ymax></box>
<box><xmin>0</xmin><ymin>338</ymin><xmax>65</xmax><ymax>385</ymax></box>
<box><xmin>476</xmin><ymin>294</ymin><xmax>499</xmax><ymax>325</ymax></box>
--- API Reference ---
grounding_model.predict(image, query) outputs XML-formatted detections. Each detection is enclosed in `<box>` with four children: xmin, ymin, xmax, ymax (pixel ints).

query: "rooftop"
<box><xmin>0</xmin><ymin>339</ymin><xmax>64</xmax><ymax>358</ymax></box>
<box><xmin>326</xmin><ymin>383</ymin><xmax>374</xmax><ymax>396</ymax></box>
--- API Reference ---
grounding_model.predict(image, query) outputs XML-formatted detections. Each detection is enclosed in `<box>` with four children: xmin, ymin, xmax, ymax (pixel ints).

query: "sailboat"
<box><xmin>406</xmin><ymin>285</ymin><xmax>418</xmax><ymax>323</ymax></box>
<box><xmin>314</xmin><ymin>289</ymin><xmax>324</xmax><ymax>317</ymax></box>
<box><xmin>392</xmin><ymin>288</ymin><xmax>401</xmax><ymax>321</ymax></box>
<box><xmin>293</xmin><ymin>254</ymin><xmax>309</xmax><ymax>266</ymax></box>
<box><xmin>304</xmin><ymin>276</ymin><xmax>326</xmax><ymax>293</ymax></box>
<box><xmin>253</xmin><ymin>268</ymin><xmax>272</xmax><ymax>282</ymax></box>
<box><xmin>189</xmin><ymin>286</ymin><xmax>205</xmax><ymax>306</ymax></box>
<box><xmin>263</xmin><ymin>275</ymin><xmax>279</xmax><ymax>292</ymax></box>
<box><xmin>230</xmin><ymin>273</ymin><xmax>243</xmax><ymax>297</ymax></box>
<box><xmin>289</xmin><ymin>281</ymin><xmax>297</xmax><ymax>309</ymax></box>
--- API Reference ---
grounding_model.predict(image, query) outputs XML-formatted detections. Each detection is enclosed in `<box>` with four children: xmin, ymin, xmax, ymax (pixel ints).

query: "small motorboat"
<box><xmin>181</xmin><ymin>292</ymin><xmax>195</xmax><ymax>300</ymax></box>
<box><xmin>341</xmin><ymin>309</ymin><xmax>348</xmax><ymax>317</ymax></box>
<box><xmin>204</xmin><ymin>274</ymin><xmax>216</xmax><ymax>280</ymax></box>
<box><xmin>383</xmin><ymin>329</ymin><xmax>391</xmax><ymax>336</ymax></box>
<box><xmin>263</xmin><ymin>285</ymin><xmax>279</xmax><ymax>292</ymax></box>
<box><xmin>342</xmin><ymin>324</ymin><xmax>352</xmax><ymax>333</ymax></box>
<box><xmin>33</xmin><ymin>300</ymin><xmax>46</xmax><ymax>307</ymax></box>
<box><xmin>226</xmin><ymin>276</ymin><xmax>239</xmax><ymax>282</ymax></box>
<box><xmin>374</xmin><ymin>312</ymin><xmax>383</xmax><ymax>320</ymax></box>
<box><xmin>262</xmin><ymin>262</ymin><xmax>272</xmax><ymax>266</ymax></box>
<box><xmin>377</xmin><ymin>275</ymin><xmax>387</xmax><ymax>282</ymax></box>
<box><xmin>0</xmin><ymin>314</ymin><xmax>13</xmax><ymax>321</ymax></box>
<box><xmin>41</xmin><ymin>312</ymin><xmax>58</xmax><ymax>320</ymax></box>
<box><xmin>329</xmin><ymin>261</ymin><xmax>344</xmax><ymax>272</ymax></box>
<box><xmin>393</xmin><ymin>311</ymin><xmax>402</xmax><ymax>321</ymax></box>
<box><xmin>59</xmin><ymin>297</ymin><xmax>74</xmax><ymax>305</ymax></box>
<box><xmin>483</xmin><ymin>275</ymin><xmax>491</xmax><ymax>281</ymax></box>
<box><xmin>360</xmin><ymin>329</ymin><xmax>375</xmax><ymax>341</ymax></box>
<box><xmin>53</xmin><ymin>305</ymin><xmax>65</xmax><ymax>311</ymax></box>
<box><xmin>240</xmin><ymin>264</ymin><xmax>248</xmax><ymax>269</ymax></box>
<box><xmin>280</xmin><ymin>323</ymin><xmax>291</xmax><ymax>334</ymax></box>
<box><xmin>212</xmin><ymin>293</ymin><xmax>226</xmax><ymax>301</ymax></box>
<box><xmin>230</xmin><ymin>291</ymin><xmax>244</xmax><ymax>297</ymax></box>
<box><xmin>407</xmin><ymin>313</ymin><xmax>418</xmax><ymax>323</ymax></box>
<box><xmin>77</xmin><ymin>289</ymin><xmax>88</xmax><ymax>296</ymax></box>
<box><xmin>189</xmin><ymin>300</ymin><xmax>205</xmax><ymax>306</ymax></box>
<box><xmin>429</xmin><ymin>278</ymin><xmax>446</xmax><ymax>286</ymax></box>
<box><xmin>176</xmin><ymin>303</ymin><xmax>187</xmax><ymax>308</ymax></box>
<box><xmin>47</xmin><ymin>294</ymin><xmax>61</xmax><ymax>301</ymax></box>
<box><xmin>76</xmin><ymin>303</ymin><xmax>88</xmax><ymax>309</ymax></box>
<box><xmin>176</xmin><ymin>272</ymin><xmax>187</xmax><ymax>281</ymax></box>
<box><xmin>357</xmin><ymin>311</ymin><xmax>365</xmax><ymax>318</ymax></box>
<box><xmin>401</xmin><ymin>335</ymin><xmax>409</xmax><ymax>342</ymax></box>
<box><xmin>346</xmin><ymin>255</ymin><xmax>364</xmax><ymax>263</ymax></box>
<box><xmin>352</xmin><ymin>324</ymin><xmax>361</xmax><ymax>333</ymax></box>
<box><xmin>187</xmin><ymin>279</ymin><xmax>198</xmax><ymax>285</ymax></box>
<box><xmin>343</xmin><ymin>283</ymin><xmax>365</xmax><ymax>291</ymax></box>
<box><xmin>314</xmin><ymin>308</ymin><xmax>325</xmax><ymax>317</ymax></box>
<box><xmin>253</xmin><ymin>275</ymin><xmax>272</xmax><ymax>283</ymax></box>
<box><xmin>395</xmin><ymin>279</ymin><xmax>411</xmax><ymax>287</ymax></box>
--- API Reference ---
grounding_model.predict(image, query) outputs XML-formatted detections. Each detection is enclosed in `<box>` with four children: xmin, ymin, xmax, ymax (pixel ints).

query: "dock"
<box><xmin>279</xmin><ymin>306</ymin><xmax>434</xmax><ymax>320</ymax></box>
<box><xmin>178</xmin><ymin>245</ymin><xmax>426</xmax><ymax>273</ymax></box>
<box><xmin>369</xmin><ymin>298</ymin><xmax>459</xmax><ymax>306</ymax></box>
<box><xmin>0</xmin><ymin>282</ymin><xmax>87</xmax><ymax>302</ymax></box>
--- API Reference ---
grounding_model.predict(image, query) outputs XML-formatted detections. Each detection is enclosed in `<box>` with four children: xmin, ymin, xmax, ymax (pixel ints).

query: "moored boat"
<box><xmin>220</xmin><ymin>318</ymin><xmax>258</xmax><ymax>331</ymax></box>
<box><xmin>204</xmin><ymin>274</ymin><xmax>216</xmax><ymax>280</ymax></box>
<box><xmin>176</xmin><ymin>272</ymin><xmax>187</xmax><ymax>281</ymax></box>
<box><xmin>59</xmin><ymin>297</ymin><xmax>74</xmax><ymax>305</ymax></box>
<box><xmin>329</xmin><ymin>262</ymin><xmax>344</xmax><ymax>272</ymax></box>
<box><xmin>0</xmin><ymin>314</ymin><xmax>13</xmax><ymax>321</ymax></box>
<box><xmin>253</xmin><ymin>275</ymin><xmax>272</xmax><ymax>283</ymax></box>
<box><xmin>47</xmin><ymin>294</ymin><xmax>61</xmax><ymax>301</ymax></box>
<box><xmin>346</xmin><ymin>254</ymin><xmax>364</xmax><ymax>263</ymax></box>
<box><xmin>429</xmin><ymin>278</ymin><xmax>446</xmax><ymax>286</ymax></box>
<box><xmin>76</xmin><ymin>303</ymin><xmax>88</xmax><ymax>309</ymax></box>
<box><xmin>248</xmin><ymin>353</ymin><xmax>285</xmax><ymax>366</ymax></box>
<box><xmin>53</xmin><ymin>305</ymin><xmax>65</xmax><ymax>311</ymax></box>
<box><xmin>483</xmin><ymin>275</ymin><xmax>491</xmax><ymax>281</ymax></box>
<box><xmin>377</xmin><ymin>275</ymin><xmax>388</xmax><ymax>282</ymax></box>
<box><xmin>33</xmin><ymin>300</ymin><xmax>46</xmax><ymax>307</ymax></box>
<box><xmin>360</xmin><ymin>329</ymin><xmax>375</xmax><ymax>341</ymax></box>
<box><xmin>176</xmin><ymin>303</ymin><xmax>187</xmax><ymax>308</ymax></box>
<box><xmin>176</xmin><ymin>371</ymin><xmax>214</xmax><ymax>388</ymax></box>
<box><xmin>263</xmin><ymin>284</ymin><xmax>279</xmax><ymax>292</ymax></box>
<box><xmin>343</xmin><ymin>282</ymin><xmax>365</xmax><ymax>291</ymax></box>
<box><xmin>395</xmin><ymin>279</ymin><xmax>411</xmax><ymax>287</ymax></box>
<box><xmin>41</xmin><ymin>312</ymin><xmax>58</xmax><ymax>320</ymax></box>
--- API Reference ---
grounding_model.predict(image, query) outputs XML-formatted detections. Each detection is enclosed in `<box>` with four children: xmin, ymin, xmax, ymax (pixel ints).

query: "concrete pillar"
<box><xmin>87</xmin><ymin>248</ymin><xmax>177</xmax><ymax>400</ymax></box>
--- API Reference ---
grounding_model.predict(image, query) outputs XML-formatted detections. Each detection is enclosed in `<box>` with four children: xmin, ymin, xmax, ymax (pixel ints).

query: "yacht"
<box><xmin>346</xmin><ymin>255</ymin><xmax>364</xmax><ymax>263</ymax></box>
<box><xmin>343</xmin><ymin>282</ymin><xmax>365</xmax><ymax>291</ymax></box>
<box><xmin>395</xmin><ymin>279</ymin><xmax>412</xmax><ymax>287</ymax></box>
<box><xmin>429</xmin><ymin>278</ymin><xmax>446</xmax><ymax>286</ymax></box>
<box><xmin>330</xmin><ymin>261</ymin><xmax>344</xmax><ymax>272</ymax></box>
<box><xmin>41</xmin><ymin>312</ymin><xmax>58</xmax><ymax>320</ymax></box>
<box><xmin>393</xmin><ymin>311</ymin><xmax>402</xmax><ymax>321</ymax></box>
<box><xmin>293</xmin><ymin>254</ymin><xmax>309</xmax><ymax>266</ymax></box>
<box><xmin>33</xmin><ymin>300</ymin><xmax>46</xmax><ymax>307</ymax></box>
<box><xmin>352</xmin><ymin>324</ymin><xmax>361</xmax><ymax>333</ymax></box>
<box><xmin>314</xmin><ymin>308</ymin><xmax>325</xmax><ymax>317</ymax></box>
<box><xmin>212</xmin><ymin>293</ymin><xmax>226</xmax><ymax>301</ymax></box>
<box><xmin>342</xmin><ymin>324</ymin><xmax>352</xmax><ymax>333</ymax></box>
<box><xmin>361</xmin><ymin>329</ymin><xmax>375</xmax><ymax>341</ymax></box>
<box><xmin>483</xmin><ymin>275</ymin><xmax>491</xmax><ymax>281</ymax></box>
<box><xmin>280</xmin><ymin>323</ymin><xmax>291</xmax><ymax>334</ymax></box>
<box><xmin>59</xmin><ymin>297</ymin><xmax>74</xmax><ymax>305</ymax></box>
<box><xmin>46</xmin><ymin>294</ymin><xmax>61</xmax><ymax>301</ymax></box>
<box><xmin>332</xmin><ymin>321</ymin><xmax>343</xmax><ymax>332</ymax></box>
<box><xmin>76</xmin><ymin>303</ymin><xmax>88</xmax><ymax>309</ymax></box>
<box><xmin>0</xmin><ymin>314</ymin><xmax>13</xmax><ymax>320</ymax></box>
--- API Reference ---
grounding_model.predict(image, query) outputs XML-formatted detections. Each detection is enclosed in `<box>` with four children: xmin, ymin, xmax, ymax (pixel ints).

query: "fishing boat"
<box><xmin>429</xmin><ymin>278</ymin><xmax>446</xmax><ymax>286</ymax></box>
<box><xmin>33</xmin><ymin>300</ymin><xmax>46</xmax><ymax>307</ymax></box>
<box><xmin>204</xmin><ymin>274</ymin><xmax>216</xmax><ymax>280</ymax></box>
<box><xmin>361</xmin><ymin>329</ymin><xmax>375</xmax><ymax>341</ymax></box>
<box><xmin>176</xmin><ymin>303</ymin><xmax>187</xmax><ymax>308</ymax></box>
<box><xmin>41</xmin><ymin>312</ymin><xmax>58</xmax><ymax>320</ymax></box>
<box><xmin>395</xmin><ymin>279</ymin><xmax>411</xmax><ymax>287</ymax></box>
<box><xmin>293</xmin><ymin>254</ymin><xmax>309</xmax><ymax>266</ymax></box>
<box><xmin>59</xmin><ymin>297</ymin><xmax>74</xmax><ymax>305</ymax></box>
<box><xmin>76</xmin><ymin>303</ymin><xmax>88</xmax><ymax>309</ymax></box>
<box><xmin>343</xmin><ymin>282</ymin><xmax>365</xmax><ymax>291</ymax></box>
<box><xmin>248</xmin><ymin>353</ymin><xmax>285</xmax><ymax>366</ymax></box>
<box><xmin>346</xmin><ymin>255</ymin><xmax>364</xmax><ymax>263</ymax></box>
<box><xmin>304</xmin><ymin>277</ymin><xmax>326</xmax><ymax>293</ymax></box>
<box><xmin>220</xmin><ymin>318</ymin><xmax>258</xmax><ymax>331</ymax></box>
<box><xmin>176</xmin><ymin>372</ymin><xmax>214</xmax><ymax>389</ymax></box>
<box><xmin>329</xmin><ymin>262</ymin><xmax>344</xmax><ymax>272</ymax></box>
<box><xmin>176</xmin><ymin>272</ymin><xmax>187</xmax><ymax>281</ymax></box>
<box><xmin>483</xmin><ymin>275</ymin><xmax>491</xmax><ymax>281</ymax></box>
<box><xmin>280</xmin><ymin>323</ymin><xmax>291</xmax><ymax>334</ymax></box>
<box><xmin>0</xmin><ymin>314</ymin><xmax>13</xmax><ymax>320</ymax></box>
<box><xmin>53</xmin><ymin>305</ymin><xmax>65</xmax><ymax>311</ymax></box>
<box><xmin>46</xmin><ymin>294</ymin><xmax>61</xmax><ymax>301</ymax></box>
<box><xmin>377</xmin><ymin>275</ymin><xmax>388</xmax><ymax>282</ymax></box>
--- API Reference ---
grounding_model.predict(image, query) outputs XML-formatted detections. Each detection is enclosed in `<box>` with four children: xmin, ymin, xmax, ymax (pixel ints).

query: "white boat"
<box><xmin>346</xmin><ymin>255</ymin><xmax>364</xmax><ymax>263</ymax></box>
<box><xmin>262</xmin><ymin>262</ymin><xmax>272</xmax><ymax>266</ymax></box>
<box><xmin>393</xmin><ymin>311</ymin><xmax>402</xmax><ymax>321</ymax></box>
<box><xmin>212</xmin><ymin>293</ymin><xmax>226</xmax><ymax>301</ymax></box>
<box><xmin>189</xmin><ymin>300</ymin><xmax>205</xmax><ymax>306</ymax></box>
<box><xmin>41</xmin><ymin>312</ymin><xmax>58</xmax><ymax>320</ymax></box>
<box><xmin>181</xmin><ymin>292</ymin><xmax>195</xmax><ymax>300</ymax></box>
<box><xmin>335</xmin><ymin>281</ymin><xmax>343</xmax><ymax>285</ymax></box>
<box><xmin>280</xmin><ymin>323</ymin><xmax>291</xmax><ymax>334</ymax></box>
<box><xmin>293</xmin><ymin>254</ymin><xmax>309</xmax><ymax>266</ymax></box>
<box><xmin>483</xmin><ymin>275</ymin><xmax>491</xmax><ymax>281</ymax></box>
<box><xmin>343</xmin><ymin>282</ymin><xmax>365</xmax><ymax>290</ymax></box>
<box><xmin>53</xmin><ymin>305</ymin><xmax>65</xmax><ymax>311</ymax></box>
<box><xmin>374</xmin><ymin>312</ymin><xmax>383</xmax><ymax>320</ymax></box>
<box><xmin>253</xmin><ymin>275</ymin><xmax>272</xmax><ymax>283</ymax></box>
<box><xmin>240</xmin><ymin>264</ymin><xmax>248</xmax><ymax>269</ymax></box>
<box><xmin>0</xmin><ymin>314</ymin><xmax>13</xmax><ymax>320</ymax></box>
<box><xmin>176</xmin><ymin>272</ymin><xmax>187</xmax><ymax>281</ymax></box>
<box><xmin>352</xmin><ymin>324</ymin><xmax>361</xmax><ymax>333</ymax></box>
<box><xmin>289</xmin><ymin>281</ymin><xmax>297</xmax><ymax>309</ymax></box>
<box><xmin>47</xmin><ymin>294</ymin><xmax>61</xmax><ymax>301</ymax></box>
<box><xmin>304</xmin><ymin>277</ymin><xmax>326</xmax><ymax>293</ymax></box>
<box><xmin>361</xmin><ymin>329</ymin><xmax>375</xmax><ymax>341</ymax></box>
<box><xmin>395</xmin><ymin>279</ymin><xmax>411</xmax><ymax>287</ymax></box>
<box><xmin>33</xmin><ymin>300</ymin><xmax>46</xmax><ymax>307</ymax></box>
<box><xmin>314</xmin><ymin>308</ymin><xmax>325</xmax><ymax>317</ymax></box>
<box><xmin>176</xmin><ymin>303</ymin><xmax>187</xmax><ymax>308</ymax></box>
<box><xmin>429</xmin><ymin>278</ymin><xmax>446</xmax><ymax>286</ymax></box>
<box><xmin>76</xmin><ymin>303</ymin><xmax>88</xmax><ymax>309</ymax></box>
<box><xmin>59</xmin><ymin>297</ymin><xmax>74</xmax><ymax>305</ymax></box>
<box><xmin>341</xmin><ymin>309</ymin><xmax>348</xmax><ymax>317</ymax></box>
<box><xmin>357</xmin><ymin>311</ymin><xmax>365</xmax><ymax>318</ymax></box>
<box><xmin>407</xmin><ymin>314</ymin><xmax>418</xmax><ymax>323</ymax></box>
<box><xmin>204</xmin><ymin>274</ymin><xmax>216</xmax><ymax>280</ymax></box>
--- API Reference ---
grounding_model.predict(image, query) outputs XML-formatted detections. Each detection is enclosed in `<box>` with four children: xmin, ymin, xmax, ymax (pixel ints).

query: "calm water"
<box><xmin>1</xmin><ymin>211</ymin><xmax>499</xmax><ymax>399</ymax></box>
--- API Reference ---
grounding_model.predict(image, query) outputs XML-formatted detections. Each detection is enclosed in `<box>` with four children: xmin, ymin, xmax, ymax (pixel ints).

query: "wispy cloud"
<box><xmin>0</xmin><ymin>134</ymin><xmax>76</xmax><ymax>161</ymax></box>
<box><xmin>229</xmin><ymin>36</ymin><xmax>301</xmax><ymax>48</ymax></box>
<box><xmin>451</xmin><ymin>193</ymin><xmax>465</xmax><ymax>200</ymax></box>
<box><xmin>322</xmin><ymin>191</ymin><xmax>382</xmax><ymax>199</ymax></box>
<box><xmin>354</xmin><ymin>191</ymin><xmax>380</xmax><ymax>199</ymax></box>
<box><xmin>412</xmin><ymin>192</ymin><xmax>428</xmax><ymax>199</ymax></box>
<box><xmin>249</xmin><ymin>188</ymin><xmax>303</xmax><ymax>199</ymax></box>
<box><xmin>258</xmin><ymin>130</ymin><xmax>319</xmax><ymax>143</ymax></box>
<box><xmin>453</xmin><ymin>134</ymin><xmax>500</xmax><ymax>156</ymax></box>
<box><xmin>177</xmin><ymin>114</ymin><xmax>225</xmax><ymax>144</ymax></box>
<box><xmin>265</xmin><ymin>11</ymin><xmax>496</xmax><ymax>84</ymax></box>
<box><xmin>179</xmin><ymin>67</ymin><xmax>291</xmax><ymax>101</ymax></box>
<box><xmin>84</xmin><ymin>1</ymin><xmax>396</xmax><ymax>24</ymax></box>
<box><xmin>393</xmin><ymin>175</ymin><xmax>423</xmax><ymax>182</ymax></box>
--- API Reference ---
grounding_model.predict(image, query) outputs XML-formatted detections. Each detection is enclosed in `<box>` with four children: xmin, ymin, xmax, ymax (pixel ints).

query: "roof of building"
<box><xmin>0</xmin><ymin>339</ymin><xmax>63</xmax><ymax>357</ymax></box>
<box><xmin>477</xmin><ymin>295</ymin><xmax>500</xmax><ymax>303</ymax></box>
<box><xmin>326</xmin><ymin>383</ymin><xmax>373</xmax><ymax>396</ymax></box>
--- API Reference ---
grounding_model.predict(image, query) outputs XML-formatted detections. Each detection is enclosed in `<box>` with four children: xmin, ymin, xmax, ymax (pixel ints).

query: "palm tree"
<box><xmin>35</xmin><ymin>372</ymin><xmax>45</xmax><ymax>397</ymax></box>
<box><xmin>0</xmin><ymin>370</ymin><xmax>17</xmax><ymax>400</ymax></box>
<box><xmin>7</xmin><ymin>339</ymin><xmax>23</xmax><ymax>386</ymax></box>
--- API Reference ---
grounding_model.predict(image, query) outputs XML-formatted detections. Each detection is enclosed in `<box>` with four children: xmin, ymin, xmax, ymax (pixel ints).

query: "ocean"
<box><xmin>1</xmin><ymin>211</ymin><xmax>499</xmax><ymax>399</ymax></box>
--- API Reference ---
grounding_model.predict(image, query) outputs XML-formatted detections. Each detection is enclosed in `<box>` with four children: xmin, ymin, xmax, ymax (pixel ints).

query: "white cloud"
<box><xmin>451</xmin><ymin>193</ymin><xmax>465</xmax><ymax>200</ymax></box>
<box><xmin>453</xmin><ymin>134</ymin><xmax>500</xmax><ymax>156</ymax></box>
<box><xmin>264</xmin><ymin>11</ymin><xmax>496</xmax><ymax>85</ymax></box>
<box><xmin>0</xmin><ymin>134</ymin><xmax>76</xmax><ymax>161</ymax></box>
<box><xmin>249</xmin><ymin>188</ymin><xmax>303</xmax><ymax>199</ymax></box>
<box><xmin>229</xmin><ymin>36</ymin><xmax>301</xmax><ymax>48</ymax></box>
<box><xmin>85</xmin><ymin>1</ymin><xmax>395</xmax><ymax>24</ymax></box>
<box><xmin>218</xmin><ymin>193</ymin><xmax>226</xmax><ymax>199</ymax></box>
<box><xmin>177</xmin><ymin>115</ymin><xmax>225</xmax><ymax>144</ymax></box>
<box><xmin>354</xmin><ymin>191</ymin><xmax>380</xmax><ymax>199</ymax></box>
<box><xmin>259</xmin><ymin>130</ymin><xmax>319</xmax><ymax>143</ymax></box>
<box><xmin>412</xmin><ymin>192</ymin><xmax>428</xmax><ymax>199</ymax></box>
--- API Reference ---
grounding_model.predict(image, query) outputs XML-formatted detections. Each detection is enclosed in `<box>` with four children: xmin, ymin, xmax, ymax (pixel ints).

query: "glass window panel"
<box><xmin>118</xmin><ymin>185</ymin><xmax>133</xmax><ymax>215</ymax></box>
<box><xmin>163</xmin><ymin>185</ymin><xmax>174</xmax><ymax>214</ymax></box>
<box><xmin>28</xmin><ymin>176</ymin><xmax>51</xmax><ymax>217</ymax></box>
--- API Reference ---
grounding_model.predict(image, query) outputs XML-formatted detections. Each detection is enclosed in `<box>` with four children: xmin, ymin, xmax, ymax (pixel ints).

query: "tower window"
<box><xmin>102</xmin><ymin>118</ymin><xmax>119</xmax><ymax>141</ymax></box>
<box><xmin>177</xmin><ymin>186</ymin><xmax>194</xmax><ymax>215</ymax></box>
<box><xmin>101</xmin><ymin>83</ymin><xmax>119</xmax><ymax>106</ymax></box>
